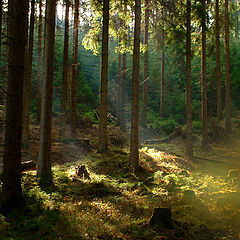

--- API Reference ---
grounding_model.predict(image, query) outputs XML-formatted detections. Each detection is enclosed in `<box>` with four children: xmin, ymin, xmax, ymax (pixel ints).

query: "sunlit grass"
<box><xmin>1</xmin><ymin>143</ymin><xmax>240</xmax><ymax>239</ymax></box>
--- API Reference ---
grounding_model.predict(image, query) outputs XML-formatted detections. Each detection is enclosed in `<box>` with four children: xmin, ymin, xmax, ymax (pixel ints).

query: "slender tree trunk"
<box><xmin>71</xmin><ymin>0</ymin><xmax>79</xmax><ymax>133</ymax></box>
<box><xmin>121</xmin><ymin>52</ymin><xmax>127</xmax><ymax>132</ymax></box>
<box><xmin>225</xmin><ymin>0</ymin><xmax>232</xmax><ymax>133</ymax></box>
<box><xmin>215</xmin><ymin>0</ymin><xmax>222</xmax><ymax>120</ymax></box>
<box><xmin>22</xmin><ymin>0</ymin><xmax>35</xmax><ymax>148</ymax></box>
<box><xmin>0</xmin><ymin>0</ymin><xmax>3</xmax><ymax>79</ymax></box>
<box><xmin>235</xmin><ymin>11</ymin><xmax>239</xmax><ymax>40</ymax></box>
<box><xmin>130</xmin><ymin>0</ymin><xmax>141</xmax><ymax>171</ymax></box>
<box><xmin>1</xmin><ymin>0</ymin><xmax>28</xmax><ymax>211</ymax></box>
<box><xmin>201</xmin><ymin>0</ymin><xmax>208</xmax><ymax>149</ymax></box>
<box><xmin>117</xmin><ymin>49</ymin><xmax>122</xmax><ymax>126</ymax></box>
<box><xmin>142</xmin><ymin>0</ymin><xmax>149</xmax><ymax>127</ymax></box>
<box><xmin>37</xmin><ymin>0</ymin><xmax>56</xmax><ymax>184</ymax></box>
<box><xmin>98</xmin><ymin>0</ymin><xmax>110</xmax><ymax>152</ymax></box>
<box><xmin>62</xmin><ymin>0</ymin><xmax>70</xmax><ymax>118</ymax></box>
<box><xmin>160</xmin><ymin>6</ymin><xmax>165</xmax><ymax>117</ymax></box>
<box><xmin>160</xmin><ymin>48</ymin><xmax>165</xmax><ymax>117</ymax></box>
<box><xmin>186</xmin><ymin>0</ymin><xmax>193</xmax><ymax>158</ymax></box>
<box><xmin>120</xmin><ymin>1</ymin><xmax>128</xmax><ymax>132</ymax></box>
<box><xmin>37</xmin><ymin>0</ymin><xmax>43</xmax><ymax>123</ymax></box>
<box><xmin>68</xmin><ymin>66</ymin><xmax>72</xmax><ymax>121</ymax></box>
<box><xmin>117</xmin><ymin>3</ymin><xmax>123</xmax><ymax>127</ymax></box>
<box><xmin>0</xmin><ymin>0</ymin><xmax>3</xmax><ymax>132</ymax></box>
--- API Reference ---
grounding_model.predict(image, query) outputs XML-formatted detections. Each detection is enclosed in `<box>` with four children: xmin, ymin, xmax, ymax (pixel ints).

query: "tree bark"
<box><xmin>22</xmin><ymin>0</ymin><xmax>35</xmax><ymax>148</ymax></box>
<box><xmin>37</xmin><ymin>0</ymin><xmax>56</xmax><ymax>184</ymax></box>
<box><xmin>1</xmin><ymin>0</ymin><xmax>28</xmax><ymax>211</ymax></box>
<box><xmin>160</xmin><ymin>7</ymin><xmax>165</xmax><ymax>117</ymax></box>
<box><xmin>215</xmin><ymin>0</ymin><xmax>222</xmax><ymax>120</ymax></box>
<box><xmin>68</xmin><ymin>65</ymin><xmax>72</xmax><ymax>121</ymax></box>
<box><xmin>201</xmin><ymin>0</ymin><xmax>208</xmax><ymax>149</ymax></box>
<box><xmin>62</xmin><ymin>0</ymin><xmax>70</xmax><ymax>118</ymax></box>
<box><xmin>186</xmin><ymin>0</ymin><xmax>193</xmax><ymax>158</ymax></box>
<box><xmin>117</xmin><ymin>49</ymin><xmax>122</xmax><ymax>126</ymax></box>
<box><xmin>142</xmin><ymin>0</ymin><xmax>149</xmax><ymax>127</ymax></box>
<box><xmin>225</xmin><ymin>0</ymin><xmax>231</xmax><ymax>133</ymax></box>
<box><xmin>160</xmin><ymin>49</ymin><xmax>165</xmax><ymax>117</ymax></box>
<box><xmin>130</xmin><ymin>0</ymin><xmax>141</xmax><ymax>171</ymax></box>
<box><xmin>36</xmin><ymin>0</ymin><xmax>43</xmax><ymax>123</ymax></box>
<box><xmin>121</xmin><ymin>53</ymin><xmax>127</xmax><ymax>132</ymax></box>
<box><xmin>71</xmin><ymin>0</ymin><xmax>79</xmax><ymax>134</ymax></box>
<box><xmin>98</xmin><ymin>0</ymin><xmax>110</xmax><ymax>152</ymax></box>
<box><xmin>0</xmin><ymin>0</ymin><xmax>3</xmax><ymax>78</ymax></box>
<box><xmin>120</xmin><ymin>1</ymin><xmax>128</xmax><ymax>132</ymax></box>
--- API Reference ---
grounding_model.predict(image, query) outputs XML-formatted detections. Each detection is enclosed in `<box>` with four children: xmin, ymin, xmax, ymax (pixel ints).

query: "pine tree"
<box><xmin>186</xmin><ymin>0</ymin><xmax>193</xmax><ymax>157</ymax></box>
<box><xmin>62</xmin><ymin>0</ymin><xmax>70</xmax><ymax>123</ymax></box>
<box><xmin>215</xmin><ymin>0</ymin><xmax>222</xmax><ymax>120</ymax></box>
<box><xmin>1</xmin><ymin>0</ymin><xmax>28</xmax><ymax>211</ymax></box>
<box><xmin>142</xmin><ymin>0</ymin><xmax>149</xmax><ymax>126</ymax></box>
<box><xmin>37</xmin><ymin>0</ymin><xmax>43</xmax><ymax>123</ymax></box>
<box><xmin>225</xmin><ymin>0</ymin><xmax>231</xmax><ymax>133</ymax></box>
<box><xmin>201</xmin><ymin>0</ymin><xmax>208</xmax><ymax>150</ymax></box>
<box><xmin>98</xmin><ymin>0</ymin><xmax>110</xmax><ymax>152</ymax></box>
<box><xmin>130</xmin><ymin>0</ymin><xmax>141</xmax><ymax>171</ymax></box>
<box><xmin>71</xmin><ymin>0</ymin><xmax>79</xmax><ymax>133</ymax></box>
<box><xmin>37</xmin><ymin>0</ymin><xmax>56</xmax><ymax>184</ymax></box>
<box><xmin>22</xmin><ymin>0</ymin><xmax>35</xmax><ymax>148</ymax></box>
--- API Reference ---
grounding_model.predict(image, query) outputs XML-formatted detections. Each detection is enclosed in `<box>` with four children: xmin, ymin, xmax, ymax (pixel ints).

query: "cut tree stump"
<box><xmin>75</xmin><ymin>165</ymin><xmax>90</xmax><ymax>179</ymax></box>
<box><xmin>183</xmin><ymin>190</ymin><xmax>196</xmax><ymax>200</ymax></box>
<box><xmin>150</xmin><ymin>208</ymin><xmax>173</xmax><ymax>229</ymax></box>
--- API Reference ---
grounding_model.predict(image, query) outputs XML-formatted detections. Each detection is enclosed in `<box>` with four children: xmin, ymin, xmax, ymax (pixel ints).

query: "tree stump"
<box><xmin>75</xmin><ymin>165</ymin><xmax>90</xmax><ymax>179</ymax></box>
<box><xmin>183</xmin><ymin>190</ymin><xmax>196</xmax><ymax>200</ymax></box>
<box><xmin>150</xmin><ymin>208</ymin><xmax>173</xmax><ymax>229</ymax></box>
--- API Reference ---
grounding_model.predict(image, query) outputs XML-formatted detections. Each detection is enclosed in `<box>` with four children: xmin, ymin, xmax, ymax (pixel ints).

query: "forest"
<box><xmin>0</xmin><ymin>0</ymin><xmax>240</xmax><ymax>239</ymax></box>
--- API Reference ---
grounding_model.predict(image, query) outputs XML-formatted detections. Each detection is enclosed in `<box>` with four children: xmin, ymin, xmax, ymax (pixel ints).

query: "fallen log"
<box><xmin>0</xmin><ymin>160</ymin><xmax>36</xmax><ymax>173</ymax></box>
<box><xmin>21</xmin><ymin>160</ymin><xmax>36</xmax><ymax>172</ymax></box>
<box><xmin>146</xmin><ymin>126</ymin><xmax>183</xmax><ymax>145</ymax></box>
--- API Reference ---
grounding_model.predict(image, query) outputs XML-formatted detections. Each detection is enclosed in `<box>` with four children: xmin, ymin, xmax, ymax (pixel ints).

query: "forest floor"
<box><xmin>0</xmin><ymin>119</ymin><xmax>240</xmax><ymax>240</ymax></box>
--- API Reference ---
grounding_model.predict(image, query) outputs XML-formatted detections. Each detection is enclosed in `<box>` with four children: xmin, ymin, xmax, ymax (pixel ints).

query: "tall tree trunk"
<box><xmin>98</xmin><ymin>0</ymin><xmax>110</xmax><ymax>152</ymax></box>
<box><xmin>235</xmin><ymin>11</ymin><xmax>239</xmax><ymax>40</ymax></box>
<box><xmin>117</xmin><ymin>3</ymin><xmax>123</xmax><ymax>126</ymax></box>
<box><xmin>0</xmin><ymin>0</ymin><xmax>3</xmax><ymax>79</ymax></box>
<box><xmin>160</xmin><ymin>6</ymin><xmax>165</xmax><ymax>117</ymax></box>
<box><xmin>186</xmin><ymin>0</ymin><xmax>193</xmax><ymax>158</ymax></box>
<box><xmin>117</xmin><ymin>49</ymin><xmax>122</xmax><ymax>126</ymax></box>
<box><xmin>1</xmin><ymin>0</ymin><xmax>28</xmax><ymax>211</ymax></box>
<box><xmin>22</xmin><ymin>0</ymin><xmax>35</xmax><ymax>148</ymax></box>
<box><xmin>37</xmin><ymin>0</ymin><xmax>43</xmax><ymax>123</ymax></box>
<box><xmin>0</xmin><ymin>0</ymin><xmax>3</xmax><ymax>133</ymax></box>
<box><xmin>225</xmin><ymin>0</ymin><xmax>231</xmax><ymax>133</ymax></box>
<box><xmin>142</xmin><ymin>0</ymin><xmax>149</xmax><ymax>127</ymax></box>
<box><xmin>37</xmin><ymin>0</ymin><xmax>56</xmax><ymax>184</ymax></box>
<box><xmin>201</xmin><ymin>0</ymin><xmax>208</xmax><ymax>149</ymax></box>
<box><xmin>62</xmin><ymin>0</ymin><xmax>70</xmax><ymax>118</ymax></box>
<box><xmin>71</xmin><ymin>0</ymin><xmax>79</xmax><ymax>133</ymax></box>
<box><xmin>68</xmin><ymin>66</ymin><xmax>72</xmax><ymax>121</ymax></box>
<box><xmin>160</xmin><ymin>48</ymin><xmax>165</xmax><ymax>117</ymax></box>
<box><xmin>130</xmin><ymin>0</ymin><xmax>141</xmax><ymax>171</ymax></box>
<box><xmin>215</xmin><ymin>0</ymin><xmax>222</xmax><ymax>120</ymax></box>
<box><xmin>121</xmin><ymin>52</ymin><xmax>127</xmax><ymax>132</ymax></box>
<box><xmin>120</xmin><ymin>1</ymin><xmax>128</xmax><ymax>132</ymax></box>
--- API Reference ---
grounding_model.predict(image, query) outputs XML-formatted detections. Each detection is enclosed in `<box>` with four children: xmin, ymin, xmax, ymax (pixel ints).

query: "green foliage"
<box><xmin>0</xmin><ymin>214</ymin><xmax>9</xmax><ymax>236</ymax></box>
<box><xmin>192</xmin><ymin>121</ymin><xmax>202</xmax><ymax>134</ymax></box>
<box><xmin>152</xmin><ymin>117</ymin><xmax>178</xmax><ymax>136</ymax></box>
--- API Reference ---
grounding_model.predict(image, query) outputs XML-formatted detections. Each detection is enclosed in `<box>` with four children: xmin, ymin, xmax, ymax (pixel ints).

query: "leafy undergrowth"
<box><xmin>1</xmin><ymin>142</ymin><xmax>240</xmax><ymax>240</ymax></box>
